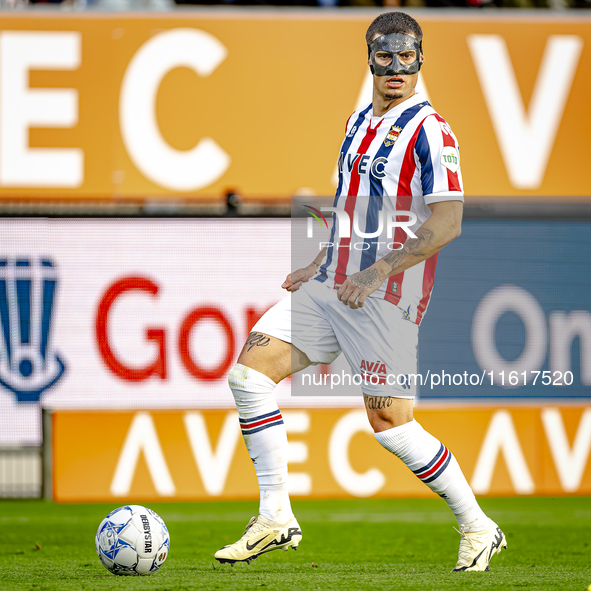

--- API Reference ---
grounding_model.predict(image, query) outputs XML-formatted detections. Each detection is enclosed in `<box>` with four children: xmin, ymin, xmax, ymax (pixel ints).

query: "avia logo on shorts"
<box><xmin>0</xmin><ymin>259</ymin><xmax>66</xmax><ymax>402</ymax></box>
<box><xmin>360</xmin><ymin>359</ymin><xmax>387</xmax><ymax>385</ymax></box>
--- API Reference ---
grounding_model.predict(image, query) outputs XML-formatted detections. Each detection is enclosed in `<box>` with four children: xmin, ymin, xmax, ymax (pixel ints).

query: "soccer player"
<box><xmin>214</xmin><ymin>12</ymin><xmax>506</xmax><ymax>572</ymax></box>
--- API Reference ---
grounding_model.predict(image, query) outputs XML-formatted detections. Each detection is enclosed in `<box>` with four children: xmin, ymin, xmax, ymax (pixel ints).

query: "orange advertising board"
<box><xmin>51</xmin><ymin>406</ymin><xmax>591</xmax><ymax>502</ymax></box>
<box><xmin>0</xmin><ymin>12</ymin><xmax>590</xmax><ymax>200</ymax></box>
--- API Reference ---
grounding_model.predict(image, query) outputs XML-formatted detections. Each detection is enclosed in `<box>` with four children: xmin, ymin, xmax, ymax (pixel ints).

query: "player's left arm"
<box><xmin>337</xmin><ymin>200</ymin><xmax>463</xmax><ymax>309</ymax></box>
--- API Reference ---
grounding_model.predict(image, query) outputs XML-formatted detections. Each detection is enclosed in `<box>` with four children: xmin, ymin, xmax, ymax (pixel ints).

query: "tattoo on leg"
<box><xmin>245</xmin><ymin>332</ymin><xmax>271</xmax><ymax>352</ymax></box>
<box><xmin>363</xmin><ymin>393</ymin><xmax>394</xmax><ymax>410</ymax></box>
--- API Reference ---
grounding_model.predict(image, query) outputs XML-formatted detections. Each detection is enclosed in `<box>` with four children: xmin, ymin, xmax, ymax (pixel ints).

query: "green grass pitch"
<box><xmin>1</xmin><ymin>497</ymin><xmax>590</xmax><ymax>591</ymax></box>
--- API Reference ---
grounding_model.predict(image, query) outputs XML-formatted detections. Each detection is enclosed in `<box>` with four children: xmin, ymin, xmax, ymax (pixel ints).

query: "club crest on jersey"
<box><xmin>384</xmin><ymin>125</ymin><xmax>402</xmax><ymax>147</ymax></box>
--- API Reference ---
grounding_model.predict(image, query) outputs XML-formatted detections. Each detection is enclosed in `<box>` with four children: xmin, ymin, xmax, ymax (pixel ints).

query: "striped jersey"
<box><xmin>315</xmin><ymin>93</ymin><xmax>464</xmax><ymax>325</ymax></box>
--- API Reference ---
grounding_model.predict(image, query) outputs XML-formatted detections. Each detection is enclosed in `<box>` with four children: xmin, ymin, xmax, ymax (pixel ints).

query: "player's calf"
<box><xmin>228</xmin><ymin>363</ymin><xmax>294</xmax><ymax>524</ymax></box>
<box><xmin>372</xmin><ymin>417</ymin><xmax>506</xmax><ymax>568</ymax></box>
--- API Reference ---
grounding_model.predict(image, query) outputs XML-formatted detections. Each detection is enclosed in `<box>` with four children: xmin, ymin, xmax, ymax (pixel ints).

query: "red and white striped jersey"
<box><xmin>315</xmin><ymin>93</ymin><xmax>463</xmax><ymax>325</ymax></box>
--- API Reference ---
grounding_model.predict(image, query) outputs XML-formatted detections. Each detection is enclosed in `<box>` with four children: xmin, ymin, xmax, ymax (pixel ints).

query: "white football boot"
<box><xmin>453</xmin><ymin>519</ymin><xmax>507</xmax><ymax>572</ymax></box>
<box><xmin>214</xmin><ymin>515</ymin><xmax>302</xmax><ymax>564</ymax></box>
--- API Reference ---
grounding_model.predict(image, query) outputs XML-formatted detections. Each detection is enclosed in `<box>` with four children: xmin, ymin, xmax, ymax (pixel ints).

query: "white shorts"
<box><xmin>253</xmin><ymin>279</ymin><xmax>418</xmax><ymax>397</ymax></box>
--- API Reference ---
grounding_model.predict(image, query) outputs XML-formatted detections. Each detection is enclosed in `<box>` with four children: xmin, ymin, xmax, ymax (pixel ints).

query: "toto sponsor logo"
<box><xmin>0</xmin><ymin>258</ymin><xmax>66</xmax><ymax>402</ymax></box>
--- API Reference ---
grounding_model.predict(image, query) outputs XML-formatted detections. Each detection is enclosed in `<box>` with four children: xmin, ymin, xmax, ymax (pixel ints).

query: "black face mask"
<box><xmin>367</xmin><ymin>32</ymin><xmax>423</xmax><ymax>77</ymax></box>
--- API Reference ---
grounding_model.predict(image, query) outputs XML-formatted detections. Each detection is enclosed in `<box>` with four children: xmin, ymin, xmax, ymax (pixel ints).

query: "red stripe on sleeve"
<box><xmin>433</xmin><ymin>114</ymin><xmax>461</xmax><ymax>192</ymax></box>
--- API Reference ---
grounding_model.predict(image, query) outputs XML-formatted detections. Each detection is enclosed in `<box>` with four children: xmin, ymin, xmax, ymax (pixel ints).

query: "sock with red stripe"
<box><xmin>374</xmin><ymin>419</ymin><xmax>489</xmax><ymax>532</ymax></box>
<box><xmin>228</xmin><ymin>363</ymin><xmax>293</xmax><ymax>524</ymax></box>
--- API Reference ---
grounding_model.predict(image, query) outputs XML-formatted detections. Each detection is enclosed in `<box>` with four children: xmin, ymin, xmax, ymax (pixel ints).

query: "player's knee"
<box><xmin>228</xmin><ymin>363</ymin><xmax>249</xmax><ymax>393</ymax></box>
<box><xmin>228</xmin><ymin>363</ymin><xmax>276</xmax><ymax>410</ymax></box>
<box><xmin>364</xmin><ymin>397</ymin><xmax>414</xmax><ymax>432</ymax></box>
<box><xmin>367</xmin><ymin>410</ymin><xmax>395</xmax><ymax>433</ymax></box>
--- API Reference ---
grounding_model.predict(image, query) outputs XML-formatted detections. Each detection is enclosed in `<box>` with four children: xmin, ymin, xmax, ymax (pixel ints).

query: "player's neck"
<box><xmin>372</xmin><ymin>89</ymin><xmax>416</xmax><ymax>118</ymax></box>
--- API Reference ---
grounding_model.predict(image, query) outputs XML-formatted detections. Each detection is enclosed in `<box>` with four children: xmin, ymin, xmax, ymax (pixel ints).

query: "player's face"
<box><xmin>369</xmin><ymin>32</ymin><xmax>424</xmax><ymax>103</ymax></box>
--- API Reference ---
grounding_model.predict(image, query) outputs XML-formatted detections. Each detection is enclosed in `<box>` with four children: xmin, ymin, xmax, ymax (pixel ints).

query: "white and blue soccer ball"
<box><xmin>95</xmin><ymin>505</ymin><xmax>170</xmax><ymax>576</ymax></box>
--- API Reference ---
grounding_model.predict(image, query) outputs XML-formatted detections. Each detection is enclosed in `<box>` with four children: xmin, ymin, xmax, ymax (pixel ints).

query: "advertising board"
<box><xmin>1</xmin><ymin>218</ymin><xmax>589</xmax><ymax>451</ymax></box>
<box><xmin>51</xmin><ymin>406</ymin><xmax>591</xmax><ymax>501</ymax></box>
<box><xmin>0</xmin><ymin>13</ymin><xmax>590</xmax><ymax>198</ymax></box>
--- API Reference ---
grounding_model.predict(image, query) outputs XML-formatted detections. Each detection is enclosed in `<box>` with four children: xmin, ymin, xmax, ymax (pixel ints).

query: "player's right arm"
<box><xmin>281</xmin><ymin>247</ymin><xmax>327</xmax><ymax>292</ymax></box>
<box><xmin>336</xmin><ymin>201</ymin><xmax>462</xmax><ymax>307</ymax></box>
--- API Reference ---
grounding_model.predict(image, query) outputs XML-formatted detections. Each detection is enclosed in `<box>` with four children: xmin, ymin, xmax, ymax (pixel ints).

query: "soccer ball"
<box><xmin>95</xmin><ymin>505</ymin><xmax>170</xmax><ymax>575</ymax></box>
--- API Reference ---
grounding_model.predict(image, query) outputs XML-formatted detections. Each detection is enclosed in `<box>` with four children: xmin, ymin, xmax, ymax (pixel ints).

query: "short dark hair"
<box><xmin>365</xmin><ymin>12</ymin><xmax>423</xmax><ymax>46</ymax></box>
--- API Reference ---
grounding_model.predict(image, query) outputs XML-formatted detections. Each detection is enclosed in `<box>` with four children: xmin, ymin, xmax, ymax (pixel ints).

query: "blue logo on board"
<box><xmin>0</xmin><ymin>259</ymin><xmax>66</xmax><ymax>402</ymax></box>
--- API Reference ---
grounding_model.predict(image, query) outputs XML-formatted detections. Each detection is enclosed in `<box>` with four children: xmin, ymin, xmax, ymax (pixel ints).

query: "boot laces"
<box><xmin>239</xmin><ymin>516</ymin><xmax>267</xmax><ymax>540</ymax></box>
<box><xmin>454</xmin><ymin>525</ymin><xmax>481</xmax><ymax>564</ymax></box>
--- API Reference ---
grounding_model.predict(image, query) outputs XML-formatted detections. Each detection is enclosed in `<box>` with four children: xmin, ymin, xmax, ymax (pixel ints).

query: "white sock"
<box><xmin>374</xmin><ymin>420</ymin><xmax>489</xmax><ymax>532</ymax></box>
<box><xmin>228</xmin><ymin>363</ymin><xmax>293</xmax><ymax>524</ymax></box>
